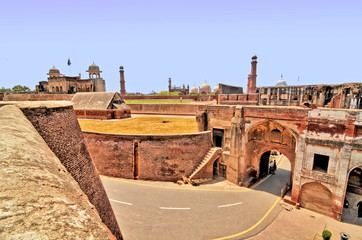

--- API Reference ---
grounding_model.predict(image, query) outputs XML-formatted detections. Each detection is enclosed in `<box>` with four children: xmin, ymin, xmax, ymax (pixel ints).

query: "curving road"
<box><xmin>101</xmin><ymin>156</ymin><xmax>291</xmax><ymax>240</ymax></box>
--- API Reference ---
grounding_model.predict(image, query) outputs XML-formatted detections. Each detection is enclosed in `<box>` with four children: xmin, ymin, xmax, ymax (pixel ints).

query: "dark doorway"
<box><xmin>213</xmin><ymin>128</ymin><xmax>224</xmax><ymax>147</ymax></box>
<box><xmin>342</xmin><ymin>167</ymin><xmax>362</xmax><ymax>224</ymax></box>
<box><xmin>213</xmin><ymin>161</ymin><xmax>218</xmax><ymax>177</ymax></box>
<box><xmin>259</xmin><ymin>151</ymin><xmax>270</xmax><ymax>178</ymax></box>
<box><xmin>219</xmin><ymin>163</ymin><xmax>227</xmax><ymax>178</ymax></box>
<box><xmin>133</xmin><ymin>142</ymin><xmax>139</xmax><ymax>179</ymax></box>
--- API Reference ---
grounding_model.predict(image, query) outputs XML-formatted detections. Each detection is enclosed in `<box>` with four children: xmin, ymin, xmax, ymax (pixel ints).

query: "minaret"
<box><xmin>168</xmin><ymin>78</ymin><xmax>172</xmax><ymax>92</ymax></box>
<box><xmin>119</xmin><ymin>66</ymin><xmax>126</xmax><ymax>97</ymax></box>
<box><xmin>247</xmin><ymin>55</ymin><xmax>258</xmax><ymax>94</ymax></box>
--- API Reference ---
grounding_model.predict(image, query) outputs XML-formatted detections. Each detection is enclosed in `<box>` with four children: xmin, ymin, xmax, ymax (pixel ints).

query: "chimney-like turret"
<box><xmin>120</xmin><ymin>66</ymin><xmax>126</xmax><ymax>97</ymax></box>
<box><xmin>247</xmin><ymin>55</ymin><xmax>257</xmax><ymax>94</ymax></box>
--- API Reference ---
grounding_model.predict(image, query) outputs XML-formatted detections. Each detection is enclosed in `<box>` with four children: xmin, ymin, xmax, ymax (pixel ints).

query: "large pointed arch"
<box><xmin>245</xmin><ymin>120</ymin><xmax>297</xmax><ymax>183</ymax></box>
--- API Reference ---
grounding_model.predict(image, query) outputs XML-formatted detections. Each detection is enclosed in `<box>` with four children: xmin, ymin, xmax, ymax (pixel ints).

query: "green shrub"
<box><xmin>322</xmin><ymin>230</ymin><xmax>332</xmax><ymax>240</ymax></box>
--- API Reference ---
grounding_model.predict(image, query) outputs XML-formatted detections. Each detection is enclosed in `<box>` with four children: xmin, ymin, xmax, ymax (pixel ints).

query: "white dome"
<box><xmin>191</xmin><ymin>86</ymin><xmax>198</xmax><ymax>93</ymax></box>
<box><xmin>213</xmin><ymin>85</ymin><xmax>219</xmax><ymax>93</ymax></box>
<box><xmin>200</xmin><ymin>81</ymin><xmax>211</xmax><ymax>90</ymax></box>
<box><xmin>276</xmin><ymin>75</ymin><xmax>287</xmax><ymax>86</ymax></box>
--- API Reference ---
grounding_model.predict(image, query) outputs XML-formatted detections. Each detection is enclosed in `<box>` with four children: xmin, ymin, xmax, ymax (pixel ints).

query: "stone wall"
<box><xmin>0</xmin><ymin>105</ymin><xmax>113</xmax><ymax>240</ymax></box>
<box><xmin>2</xmin><ymin>93</ymin><xmax>74</xmax><ymax>101</ymax></box>
<box><xmin>128</xmin><ymin>103</ymin><xmax>203</xmax><ymax>116</ymax></box>
<box><xmin>83</xmin><ymin>131</ymin><xmax>212</xmax><ymax>182</ymax></box>
<box><xmin>218</xmin><ymin>93</ymin><xmax>258</xmax><ymax>105</ymax></box>
<box><xmin>75</xmin><ymin>109</ymin><xmax>131</xmax><ymax>119</ymax></box>
<box><xmin>3</xmin><ymin>101</ymin><xmax>123</xmax><ymax>240</ymax></box>
<box><xmin>124</xmin><ymin>95</ymin><xmax>198</xmax><ymax>100</ymax></box>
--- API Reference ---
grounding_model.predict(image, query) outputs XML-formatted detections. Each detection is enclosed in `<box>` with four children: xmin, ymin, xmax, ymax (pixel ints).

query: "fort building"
<box><xmin>36</xmin><ymin>63</ymin><xmax>106</xmax><ymax>93</ymax></box>
<box><xmin>168</xmin><ymin>77</ymin><xmax>189</xmax><ymax>95</ymax></box>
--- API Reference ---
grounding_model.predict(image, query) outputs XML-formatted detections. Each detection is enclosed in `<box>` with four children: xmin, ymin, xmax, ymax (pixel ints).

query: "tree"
<box><xmin>12</xmin><ymin>85</ymin><xmax>31</xmax><ymax>92</ymax></box>
<box><xmin>0</xmin><ymin>87</ymin><xmax>12</xmax><ymax>93</ymax></box>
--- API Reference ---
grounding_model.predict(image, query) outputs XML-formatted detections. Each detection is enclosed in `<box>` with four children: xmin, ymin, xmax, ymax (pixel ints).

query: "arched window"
<box><xmin>55</xmin><ymin>86</ymin><xmax>59</xmax><ymax>92</ymax></box>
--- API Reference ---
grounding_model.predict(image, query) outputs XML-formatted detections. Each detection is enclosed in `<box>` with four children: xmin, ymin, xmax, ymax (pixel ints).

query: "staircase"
<box><xmin>189</xmin><ymin>147</ymin><xmax>223</xmax><ymax>180</ymax></box>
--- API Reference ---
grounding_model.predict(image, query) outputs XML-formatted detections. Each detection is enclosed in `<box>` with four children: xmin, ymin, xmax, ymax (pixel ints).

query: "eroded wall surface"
<box><xmin>0</xmin><ymin>105</ymin><xmax>112</xmax><ymax>240</ymax></box>
<box><xmin>8</xmin><ymin>102</ymin><xmax>123</xmax><ymax>240</ymax></box>
<box><xmin>83</xmin><ymin>131</ymin><xmax>212</xmax><ymax>181</ymax></box>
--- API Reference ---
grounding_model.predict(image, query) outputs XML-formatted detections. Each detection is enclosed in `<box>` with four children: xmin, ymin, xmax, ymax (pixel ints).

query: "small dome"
<box><xmin>49</xmin><ymin>66</ymin><xmax>60</xmax><ymax>74</ymax></box>
<box><xmin>214</xmin><ymin>85</ymin><xmax>219</xmax><ymax>93</ymax></box>
<box><xmin>119</xmin><ymin>66</ymin><xmax>124</xmax><ymax>69</ymax></box>
<box><xmin>88</xmin><ymin>63</ymin><xmax>100</xmax><ymax>71</ymax></box>
<box><xmin>276</xmin><ymin>75</ymin><xmax>287</xmax><ymax>86</ymax></box>
<box><xmin>191</xmin><ymin>86</ymin><xmax>198</xmax><ymax>93</ymax></box>
<box><xmin>251</xmin><ymin>55</ymin><xmax>257</xmax><ymax>60</ymax></box>
<box><xmin>200</xmin><ymin>81</ymin><xmax>211</xmax><ymax>90</ymax></box>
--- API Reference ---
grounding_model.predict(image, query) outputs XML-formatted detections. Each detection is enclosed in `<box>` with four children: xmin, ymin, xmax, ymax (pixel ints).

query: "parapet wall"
<box><xmin>75</xmin><ymin>109</ymin><xmax>131</xmax><ymax>119</ymax></box>
<box><xmin>128</xmin><ymin>103</ymin><xmax>203</xmax><ymax>115</ymax></box>
<box><xmin>83</xmin><ymin>131</ymin><xmax>212</xmax><ymax>182</ymax></box>
<box><xmin>2</xmin><ymin>93</ymin><xmax>74</xmax><ymax>101</ymax></box>
<box><xmin>0</xmin><ymin>105</ymin><xmax>112</xmax><ymax>240</ymax></box>
<box><xmin>124</xmin><ymin>95</ymin><xmax>198</xmax><ymax>100</ymax></box>
<box><xmin>0</xmin><ymin>101</ymin><xmax>122</xmax><ymax>240</ymax></box>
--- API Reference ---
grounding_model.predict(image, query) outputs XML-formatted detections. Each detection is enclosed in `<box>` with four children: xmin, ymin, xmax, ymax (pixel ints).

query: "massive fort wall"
<box><xmin>2</xmin><ymin>93</ymin><xmax>74</xmax><ymax>101</ymax></box>
<box><xmin>0</xmin><ymin>105</ymin><xmax>113</xmax><ymax>239</ymax></box>
<box><xmin>128</xmin><ymin>103</ymin><xmax>203</xmax><ymax>115</ymax></box>
<box><xmin>83</xmin><ymin>131</ymin><xmax>212</xmax><ymax>182</ymax></box>
<box><xmin>0</xmin><ymin>101</ymin><xmax>122</xmax><ymax>240</ymax></box>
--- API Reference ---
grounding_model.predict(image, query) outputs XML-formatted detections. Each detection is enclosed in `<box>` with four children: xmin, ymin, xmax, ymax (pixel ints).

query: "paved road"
<box><xmin>101</xmin><ymin>157</ymin><xmax>291</xmax><ymax>240</ymax></box>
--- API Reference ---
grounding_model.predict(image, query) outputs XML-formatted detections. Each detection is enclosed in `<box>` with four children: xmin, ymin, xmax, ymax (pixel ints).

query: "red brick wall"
<box><xmin>75</xmin><ymin>109</ymin><xmax>131</xmax><ymax>119</ymax></box>
<box><xmin>83</xmin><ymin>131</ymin><xmax>212</xmax><ymax>182</ymax></box>
<box><xmin>21</xmin><ymin>106</ymin><xmax>122</xmax><ymax>240</ymax></box>
<box><xmin>128</xmin><ymin>103</ymin><xmax>202</xmax><ymax>116</ymax></box>
<box><xmin>124</xmin><ymin>95</ymin><xmax>197</xmax><ymax>100</ymax></box>
<box><xmin>3</xmin><ymin>93</ymin><xmax>74</xmax><ymax>101</ymax></box>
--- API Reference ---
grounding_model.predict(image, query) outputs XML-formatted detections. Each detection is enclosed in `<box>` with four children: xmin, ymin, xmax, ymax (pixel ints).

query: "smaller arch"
<box><xmin>300</xmin><ymin>182</ymin><xmax>333</xmax><ymax>217</ymax></box>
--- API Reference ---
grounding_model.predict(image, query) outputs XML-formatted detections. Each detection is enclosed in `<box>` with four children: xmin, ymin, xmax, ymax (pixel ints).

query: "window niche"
<box><xmin>312</xmin><ymin>154</ymin><xmax>329</xmax><ymax>173</ymax></box>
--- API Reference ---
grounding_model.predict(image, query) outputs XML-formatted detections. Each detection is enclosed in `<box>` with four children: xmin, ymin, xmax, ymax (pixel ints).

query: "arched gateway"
<box><xmin>244</xmin><ymin>120</ymin><xmax>297</xmax><ymax>184</ymax></box>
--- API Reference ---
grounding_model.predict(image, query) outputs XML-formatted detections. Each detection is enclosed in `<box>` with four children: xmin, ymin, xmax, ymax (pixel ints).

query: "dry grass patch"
<box><xmin>78</xmin><ymin>117</ymin><xmax>198</xmax><ymax>134</ymax></box>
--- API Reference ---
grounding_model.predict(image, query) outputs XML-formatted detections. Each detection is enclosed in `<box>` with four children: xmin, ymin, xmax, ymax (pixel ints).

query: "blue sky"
<box><xmin>0</xmin><ymin>0</ymin><xmax>361</xmax><ymax>93</ymax></box>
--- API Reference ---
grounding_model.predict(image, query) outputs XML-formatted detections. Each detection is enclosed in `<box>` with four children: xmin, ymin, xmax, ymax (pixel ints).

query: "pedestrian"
<box><xmin>272</xmin><ymin>159</ymin><xmax>277</xmax><ymax>174</ymax></box>
<box><xmin>357</xmin><ymin>200</ymin><xmax>362</xmax><ymax>218</ymax></box>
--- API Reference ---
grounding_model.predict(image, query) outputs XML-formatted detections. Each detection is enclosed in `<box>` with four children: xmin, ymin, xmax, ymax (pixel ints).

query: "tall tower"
<box><xmin>247</xmin><ymin>55</ymin><xmax>258</xmax><ymax>94</ymax></box>
<box><xmin>168</xmin><ymin>78</ymin><xmax>172</xmax><ymax>92</ymax></box>
<box><xmin>120</xmin><ymin>66</ymin><xmax>126</xmax><ymax>97</ymax></box>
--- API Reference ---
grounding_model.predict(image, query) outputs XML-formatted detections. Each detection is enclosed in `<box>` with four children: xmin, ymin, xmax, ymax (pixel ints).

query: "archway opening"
<box><xmin>252</xmin><ymin>149</ymin><xmax>291</xmax><ymax>197</ymax></box>
<box><xmin>212</xmin><ymin>159</ymin><xmax>226</xmax><ymax>179</ymax></box>
<box><xmin>246</xmin><ymin>120</ymin><xmax>296</xmax><ymax>187</ymax></box>
<box><xmin>342</xmin><ymin>166</ymin><xmax>362</xmax><ymax>225</ymax></box>
<box><xmin>259</xmin><ymin>151</ymin><xmax>270</xmax><ymax>178</ymax></box>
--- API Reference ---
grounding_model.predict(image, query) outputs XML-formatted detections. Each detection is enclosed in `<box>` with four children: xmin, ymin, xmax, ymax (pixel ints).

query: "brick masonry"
<box><xmin>83</xmin><ymin>131</ymin><xmax>212</xmax><ymax>182</ymax></box>
<box><xmin>20</xmin><ymin>105</ymin><xmax>123</xmax><ymax>240</ymax></box>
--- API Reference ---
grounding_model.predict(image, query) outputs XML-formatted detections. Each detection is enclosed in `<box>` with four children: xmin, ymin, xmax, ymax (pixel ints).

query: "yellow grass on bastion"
<box><xmin>78</xmin><ymin>117</ymin><xmax>198</xmax><ymax>134</ymax></box>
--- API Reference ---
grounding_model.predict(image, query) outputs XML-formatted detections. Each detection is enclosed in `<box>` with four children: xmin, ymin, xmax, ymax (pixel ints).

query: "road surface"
<box><xmin>101</xmin><ymin>156</ymin><xmax>291</xmax><ymax>240</ymax></box>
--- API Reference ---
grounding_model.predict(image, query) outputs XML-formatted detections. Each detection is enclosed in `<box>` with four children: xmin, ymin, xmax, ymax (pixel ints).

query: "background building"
<box><xmin>36</xmin><ymin>63</ymin><xmax>106</xmax><ymax>93</ymax></box>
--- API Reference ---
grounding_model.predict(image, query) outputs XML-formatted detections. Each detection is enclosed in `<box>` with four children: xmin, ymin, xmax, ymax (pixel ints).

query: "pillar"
<box><xmin>247</xmin><ymin>55</ymin><xmax>257</xmax><ymax>94</ymax></box>
<box><xmin>119</xmin><ymin>66</ymin><xmax>126</xmax><ymax>97</ymax></box>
